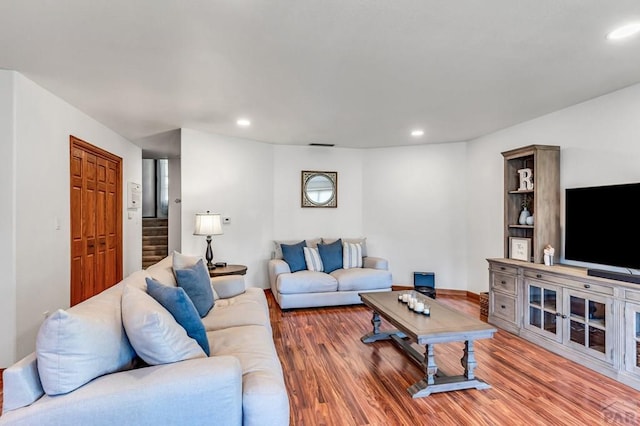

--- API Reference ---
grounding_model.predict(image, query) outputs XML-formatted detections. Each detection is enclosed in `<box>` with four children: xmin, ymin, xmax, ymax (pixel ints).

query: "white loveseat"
<box><xmin>268</xmin><ymin>238</ymin><xmax>392</xmax><ymax>309</ymax></box>
<box><xmin>0</xmin><ymin>254</ymin><xmax>289</xmax><ymax>426</ymax></box>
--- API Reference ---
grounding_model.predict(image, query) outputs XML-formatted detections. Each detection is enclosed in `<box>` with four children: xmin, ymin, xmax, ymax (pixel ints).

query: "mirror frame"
<box><xmin>301</xmin><ymin>170</ymin><xmax>338</xmax><ymax>208</ymax></box>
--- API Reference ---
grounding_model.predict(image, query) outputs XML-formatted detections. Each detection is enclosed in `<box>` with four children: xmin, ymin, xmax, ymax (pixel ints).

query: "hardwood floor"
<box><xmin>2</xmin><ymin>295</ymin><xmax>638</xmax><ymax>424</ymax></box>
<box><xmin>268</xmin><ymin>292</ymin><xmax>640</xmax><ymax>425</ymax></box>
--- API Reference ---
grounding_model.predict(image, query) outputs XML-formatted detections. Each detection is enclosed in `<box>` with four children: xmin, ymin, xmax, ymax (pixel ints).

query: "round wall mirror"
<box><xmin>301</xmin><ymin>171</ymin><xmax>337</xmax><ymax>208</ymax></box>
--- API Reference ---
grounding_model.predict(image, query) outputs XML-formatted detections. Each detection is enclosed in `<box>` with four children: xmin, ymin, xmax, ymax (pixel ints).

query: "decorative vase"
<box><xmin>526</xmin><ymin>215</ymin><xmax>534</xmax><ymax>226</ymax></box>
<box><xmin>518</xmin><ymin>207</ymin><xmax>530</xmax><ymax>225</ymax></box>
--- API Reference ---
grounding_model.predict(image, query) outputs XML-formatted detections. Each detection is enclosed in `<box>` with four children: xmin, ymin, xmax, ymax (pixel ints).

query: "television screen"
<box><xmin>565</xmin><ymin>182</ymin><xmax>640</xmax><ymax>270</ymax></box>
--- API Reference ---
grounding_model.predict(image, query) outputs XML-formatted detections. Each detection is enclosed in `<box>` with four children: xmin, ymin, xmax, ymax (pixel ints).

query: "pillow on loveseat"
<box><xmin>317</xmin><ymin>238</ymin><xmax>343</xmax><ymax>273</ymax></box>
<box><xmin>36</xmin><ymin>280</ymin><xmax>137</xmax><ymax>396</ymax></box>
<box><xmin>281</xmin><ymin>240</ymin><xmax>307</xmax><ymax>272</ymax></box>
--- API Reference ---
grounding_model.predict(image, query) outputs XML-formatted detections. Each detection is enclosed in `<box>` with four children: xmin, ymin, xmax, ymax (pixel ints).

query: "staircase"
<box><xmin>142</xmin><ymin>218</ymin><xmax>168</xmax><ymax>269</ymax></box>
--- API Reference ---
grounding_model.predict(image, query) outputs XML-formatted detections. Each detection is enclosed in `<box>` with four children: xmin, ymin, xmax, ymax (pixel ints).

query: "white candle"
<box><xmin>402</xmin><ymin>293</ymin><xmax>409</xmax><ymax>303</ymax></box>
<box><xmin>423</xmin><ymin>305</ymin><xmax>430</xmax><ymax>316</ymax></box>
<box><xmin>415</xmin><ymin>302</ymin><xmax>425</xmax><ymax>312</ymax></box>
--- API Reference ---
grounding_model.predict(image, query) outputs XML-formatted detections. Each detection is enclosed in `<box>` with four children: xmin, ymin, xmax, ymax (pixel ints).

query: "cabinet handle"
<box><xmin>555</xmin><ymin>312</ymin><xmax>561</xmax><ymax>317</ymax></box>
<box><xmin>584</xmin><ymin>284</ymin><xmax>591</xmax><ymax>289</ymax></box>
<box><xmin>501</xmin><ymin>305</ymin><xmax>506</xmax><ymax>309</ymax></box>
<box><xmin>562</xmin><ymin>314</ymin><xmax>567</xmax><ymax>319</ymax></box>
<box><xmin>501</xmin><ymin>280</ymin><xmax>507</xmax><ymax>285</ymax></box>
<box><xmin>500</xmin><ymin>267</ymin><xmax>506</xmax><ymax>271</ymax></box>
<box><xmin>536</xmin><ymin>274</ymin><xmax>542</xmax><ymax>279</ymax></box>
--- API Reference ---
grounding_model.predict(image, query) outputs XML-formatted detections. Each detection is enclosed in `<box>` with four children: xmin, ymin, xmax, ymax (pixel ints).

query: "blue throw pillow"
<box><xmin>318</xmin><ymin>238</ymin><xmax>343</xmax><ymax>273</ymax></box>
<box><xmin>145</xmin><ymin>277</ymin><xmax>210</xmax><ymax>356</ymax></box>
<box><xmin>281</xmin><ymin>240</ymin><xmax>307</xmax><ymax>273</ymax></box>
<box><xmin>174</xmin><ymin>259</ymin><xmax>215</xmax><ymax>317</ymax></box>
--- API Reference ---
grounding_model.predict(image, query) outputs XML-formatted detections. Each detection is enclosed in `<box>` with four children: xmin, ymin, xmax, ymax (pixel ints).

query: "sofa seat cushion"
<box><xmin>201</xmin><ymin>289</ymin><xmax>270</xmax><ymax>331</ymax></box>
<box><xmin>331</xmin><ymin>268</ymin><xmax>392</xmax><ymax>291</ymax></box>
<box><xmin>277</xmin><ymin>271</ymin><xmax>338</xmax><ymax>294</ymax></box>
<box><xmin>207</xmin><ymin>325</ymin><xmax>289</xmax><ymax>426</ymax></box>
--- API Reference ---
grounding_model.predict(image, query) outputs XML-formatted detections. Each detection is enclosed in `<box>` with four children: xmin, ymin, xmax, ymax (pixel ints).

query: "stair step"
<box><xmin>143</xmin><ymin>218</ymin><xmax>168</xmax><ymax>226</ymax></box>
<box><xmin>143</xmin><ymin>226</ymin><xmax>168</xmax><ymax>237</ymax></box>
<box><xmin>143</xmin><ymin>235</ymin><xmax>168</xmax><ymax>245</ymax></box>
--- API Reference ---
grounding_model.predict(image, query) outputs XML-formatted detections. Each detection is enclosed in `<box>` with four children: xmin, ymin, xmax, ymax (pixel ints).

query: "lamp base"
<box><xmin>205</xmin><ymin>236</ymin><xmax>215</xmax><ymax>270</ymax></box>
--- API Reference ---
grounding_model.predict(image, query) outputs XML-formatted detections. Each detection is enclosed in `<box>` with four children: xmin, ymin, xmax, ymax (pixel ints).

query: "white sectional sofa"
<box><xmin>268</xmin><ymin>238</ymin><xmax>392</xmax><ymax>309</ymax></box>
<box><xmin>0</xmin><ymin>254</ymin><xmax>289</xmax><ymax>426</ymax></box>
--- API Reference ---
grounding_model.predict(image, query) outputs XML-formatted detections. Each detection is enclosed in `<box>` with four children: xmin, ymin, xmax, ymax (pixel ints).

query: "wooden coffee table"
<box><xmin>359</xmin><ymin>290</ymin><xmax>497</xmax><ymax>398</ymax></box>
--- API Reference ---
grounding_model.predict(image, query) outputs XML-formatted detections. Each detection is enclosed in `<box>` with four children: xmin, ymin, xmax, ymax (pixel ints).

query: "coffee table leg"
<box><xmin>461</xmin><ymin>340</ymin><xmax>477</xmax><ymax>380</ymax></box>
<box><xmin>361</xmin><ymin>311</ymin><xmax>398</xmax><ymax>343</ymax></box>
<box><xmin>425</xmin><ymin>344</ymin><xmax>438</xmax><ymax>385</ymax></box>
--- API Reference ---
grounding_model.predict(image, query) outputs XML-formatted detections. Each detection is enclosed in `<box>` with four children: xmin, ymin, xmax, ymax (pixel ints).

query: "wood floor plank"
<box><xmin>268</xmin><ymin>291</ymin><xmax>640</xmax><ymax>425</ymax></box>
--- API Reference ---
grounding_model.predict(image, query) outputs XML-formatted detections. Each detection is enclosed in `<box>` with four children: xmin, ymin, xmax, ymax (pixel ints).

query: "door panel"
<box><xmin>70</xmin><ymin>136</ymin><xmax>123</xmax><ymax>306</ymax></box>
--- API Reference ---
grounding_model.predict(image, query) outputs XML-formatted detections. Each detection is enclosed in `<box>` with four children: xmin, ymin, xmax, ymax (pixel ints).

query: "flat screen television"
<box><xmin>565</xmin><ymin>182</ymin><xmax>640</xmax><ymax>271</ymax></box>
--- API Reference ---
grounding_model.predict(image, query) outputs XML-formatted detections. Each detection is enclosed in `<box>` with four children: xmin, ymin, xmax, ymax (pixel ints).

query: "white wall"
<box><xmin>168</xmin><ymin>157</ymin><xmax>182</xmax><ymax>254</ymax></box>
<box><xmin>272</xmin><ymin>145</ymin><xmax>364</xmax><ymax>241</ymax></box>
<box><xmin>363</xmin><ymin>143</ymin><xmax>468</xmax><ymax>289</ymax></box>
<box><xmin>7</xmin><ymin>73</ymin><xmax>142</xmax><ymax>363</ymax></box>
<box><xmin>180</xmin><ymin>129</ymin><xmax>274</xmax><ymax>288</ymax></box>
<box><xmin>0</xmin><ymin>71</ymin><xmax>17</xmax><ymax>366</ymax></box>
<box><xmin>466</xmin><ymin>82</ymin><xmax>640</xmax><ymax>293</ymax></box>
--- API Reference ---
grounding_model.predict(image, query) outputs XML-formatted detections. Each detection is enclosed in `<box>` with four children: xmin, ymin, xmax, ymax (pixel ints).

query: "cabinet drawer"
<box><xmin>524</xmin><ymin>270</ymin><xmax>614</xmax><ymax>296</ymax></box>
<box><xmin>492</xmin><ymin>272</ymin><xmax>517</xmax><ymax>295</ymax></box>
<box><xmin>490</xmin><ymin>264</ymin><xmax>518</xmax><ymax>276</ymax></box>
<box><xmin>491</xmin><ymin>292</ymin><xmax>516</xmax><ymax>323</ymax></box>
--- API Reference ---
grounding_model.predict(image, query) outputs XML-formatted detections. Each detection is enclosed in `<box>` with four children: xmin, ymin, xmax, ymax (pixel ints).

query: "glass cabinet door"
<box><xmin>565</xmin><ymin>289</ymin><xmax>610</xmax><ymax>362</ymax></box>
<box><xmin>625</xmin><ymin>302</ymin><xmax>640</xmax><ymax>375</ymax></box>
<box><xmin>524</xmin><ymin>280</ymin><xmax>561</xmax><ymax>342</ymax></box>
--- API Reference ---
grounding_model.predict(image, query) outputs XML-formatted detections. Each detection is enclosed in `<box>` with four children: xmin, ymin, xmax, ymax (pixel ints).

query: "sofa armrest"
<box><xmin>268</xmin><ymin>259</ymin><xmax>291</xmax><ymax>291</ymax></box>
<box><xmin>0</xmin><ymin>356</ymin><xmax>243</xmax><ymax>426</ymax></box>
<box><xmin>363</xmin><ymin>256</ymin><xmax>388</xmax><ymax>270</ymax></box>
<box><xmin>211</xmin><ymin>275</ymin><xmax>246</xmax><ymax>299</ymax></box>
<box><xmin>2</xmin><ymin>353</ymin><xmax>44</xmax><ymax>413</ymax></box>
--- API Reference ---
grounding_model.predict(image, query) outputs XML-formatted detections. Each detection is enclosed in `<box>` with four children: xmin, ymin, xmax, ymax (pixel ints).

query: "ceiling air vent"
<box><xmin>308</xmin><ymin>143</ymin><xmax>335</xmax><ymax>147</ymax></box>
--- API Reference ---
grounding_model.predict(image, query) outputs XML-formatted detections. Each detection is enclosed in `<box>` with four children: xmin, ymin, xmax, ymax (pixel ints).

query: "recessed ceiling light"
<box><xmin>411</xmin><ymin>129</ymin><xmax>424</xmax><ymax>137</ymax></box>
<box><xmin>236</xmin><ymin>118</ymin><xmax>251</xmax><ymax>127</ymax></box>
<box><xmin>607</xmin><ymin>22</ymin><xmax>640</xmax><ymax>40</ymax></box>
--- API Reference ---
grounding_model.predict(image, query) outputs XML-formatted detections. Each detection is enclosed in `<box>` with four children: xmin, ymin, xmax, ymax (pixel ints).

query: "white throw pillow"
<box><xmin>36</xmin><ymin>281</ymin><xmax>137</xmax><ymax>396</ymax></box>
<box><xmin>303</xmin><ymin>247</ymin><xmax>324</xmax><ymax>272</ymax></box>
<box><xmin>121</xmin><ymin>283</ymin><xmax>206</xmax><ymax>365</ymax></box>
<box><xmin>343</xmin><ymin>242</ymin><xmax>363</xmax><ymax>269</ymax></box>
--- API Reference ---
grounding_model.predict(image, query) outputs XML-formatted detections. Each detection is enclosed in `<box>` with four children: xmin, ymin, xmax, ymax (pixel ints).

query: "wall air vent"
<box><xmin>308</xmin><ymin>143</ymin><xmax>335</xmax><ymax>147</ymax></box>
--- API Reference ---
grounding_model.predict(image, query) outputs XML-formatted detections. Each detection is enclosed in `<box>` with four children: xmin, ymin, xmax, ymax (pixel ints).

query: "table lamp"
<box><xmin>193</xmin><ymin>211</ymin><xmax>223</xmax><ymax>269</ymax></box>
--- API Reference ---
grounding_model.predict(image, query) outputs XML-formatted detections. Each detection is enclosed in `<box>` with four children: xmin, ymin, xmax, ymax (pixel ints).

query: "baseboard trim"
<box><xmin>392</xmin><ymin>285</ymin><xmax>480</xmax><ymax>303</ymax></box>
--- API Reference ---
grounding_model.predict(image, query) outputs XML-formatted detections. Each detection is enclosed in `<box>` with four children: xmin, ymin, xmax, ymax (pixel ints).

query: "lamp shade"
<box><xmin>194</xmin><ymin>212</ymin><xmax>223</xmax><ymax>236</ymax></box>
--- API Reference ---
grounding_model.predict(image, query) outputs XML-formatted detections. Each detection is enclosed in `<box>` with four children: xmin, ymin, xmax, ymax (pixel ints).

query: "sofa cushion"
<box><xmin>207</xmin><ymin>325</ymin><xmax>289</xmax><ymax>426</ymax></box>
<box><xmin>174</xmin><ymin>259</ymin><xmax>215</xmax><ymax>317</ymax></box>
<box><xmin>277</xmin><ymin>270</ymin><xmax>338</xmax><ymax>294</ymax></box>
<box><xmin>274</xmin><ymin>238</ymin><xmax>320</xmax><ymax>259</ymax></box>
<box><xmin>146</xmin><ymin>277</ymin><xmax>210</xmax><ymax>355</ymax></box>
<box><xmin>121</xmin><ymin>283</ymin><xmax>206</xmax><ymax>365</ymax></box>
<box><xmin>145</xmin><ymin>254</ymin><xmax>178</xmax><ymax>286</ymax></box>
<box><xmin>343</xmin><ymin>241</ymin><xmax>363</xmax><ymax>269</ymax></box>
<box><xmin>202</xmin><ymin>288</ymin><xmax>270</xmax><ymax>331</ymax></box>
<box><xmin>317</xmin><ymin>238</ymin><xmax>343</xmax><ymax>273</ymax></box>
<box><xmin>331</xmin><ymin>268</ymin><xmax>392</xmax><ymax>291</ymax></box>
<box><xmin>211</xmin><ymin>275</ymin><xmax>246</xmax><ymax>299</ymax></box>
<box><xmin>35</xmin><ymin>280</ymin><xmax>137</xmax><ymax>396</ymax></box>
<box><xmin>323</xmin><ymin>237</ymin><xmax>368</xmax><ymax>257</ymax></box>
<box><xmin>303</xmin><ymin>246</ymin><xmax>324</xmax><ymax>272</ymax></box>
<box><xmin>281</xmin><ymin>240</ymin><xmax>307</xmax><ymax>273</ymax></box>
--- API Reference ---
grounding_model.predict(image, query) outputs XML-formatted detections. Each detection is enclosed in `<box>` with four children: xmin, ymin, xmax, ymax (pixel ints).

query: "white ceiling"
<box><xmin>2</xmin><ymin>1</ymin><xmax>640</xmax><ymax>151</ymax></box>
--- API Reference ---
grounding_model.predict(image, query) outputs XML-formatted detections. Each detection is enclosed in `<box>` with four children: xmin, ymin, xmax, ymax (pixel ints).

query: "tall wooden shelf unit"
<box><xmin>502</xmin><ymin>145</ymin><xmax>560</xmax><ymax>264</ymax></box>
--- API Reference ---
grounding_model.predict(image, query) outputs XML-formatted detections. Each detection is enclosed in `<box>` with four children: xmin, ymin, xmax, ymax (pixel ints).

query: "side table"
<box><xmin>209</xmin><ymin>264</ymin><xmax>247</xmax><ymax>277</ymax></box>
